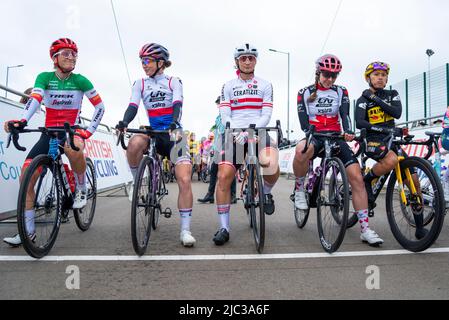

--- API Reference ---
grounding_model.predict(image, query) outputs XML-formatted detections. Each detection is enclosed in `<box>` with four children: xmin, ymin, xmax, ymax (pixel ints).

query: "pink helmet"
<box><xmin>316</xmin><ymin>54</ymin><xmax>342</xmax><ymax>73</ymax></box>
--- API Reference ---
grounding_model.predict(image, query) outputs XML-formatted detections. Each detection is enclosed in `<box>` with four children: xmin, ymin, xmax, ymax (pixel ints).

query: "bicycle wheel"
<box><xmin>248</xmin><ymin>163</ymin><xmax>265</xmax><ymax>253</ymax></box>
<box><xmin>17</xmin><ymin>155</ymin><xmax>62</xmax><ymax>259</ymax></box>
<box><xmin>317</xmin><ymin>157</ymin><xmax>349</xmax><ymax>253</ymax></box>
<box><xmin>131</xmin><ymin>156</ymin><xmax>154</xmax><ymax>256</ymax></box>
<box><xmin>74</xmin><ymin>157</ymin><xmax>97</xmax><ymax>231</ymax></box>
<box><xmin>290</xmin><ymin>188</ymin><xmax>310</xmax><ymax>229</ymax></box>
<box><xmin>152</xmin><ymin>162</ymin><xmax>164</xmax><ymax>230</ymax></box>
<box><xmin>386</xmin><ymin>157</ymin><xmax>445</xmax><ymax>252</ymax></box>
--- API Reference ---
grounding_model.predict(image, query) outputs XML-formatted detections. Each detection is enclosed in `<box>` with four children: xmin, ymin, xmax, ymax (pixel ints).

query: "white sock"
<box><xmin>74</xmin><ymin>171</ymin><xmax>87</xmax><ymax>192</ymax></box>
<box><xmin>130</xmin><ymin>166</ymin><xmax>139</xmax><ymax>181</ymax></box>
<box><xmin>263</xmin><ymin>181</ymin><xmax>275</xmax><ymax>195</ymax></box>
<box><xmin>217</xmin><ymin>204</ymin><xmax>231</xmax><ymax>231</ymax></box>
<box><xmin>179</xmin><ymin>209</ymin><xmax>192</xmax><ymax>232</ymax></box>
<box><xmin>25</xmin><ymin>209</ymin><xmax>36</xmax><ymax>235</ymax></box>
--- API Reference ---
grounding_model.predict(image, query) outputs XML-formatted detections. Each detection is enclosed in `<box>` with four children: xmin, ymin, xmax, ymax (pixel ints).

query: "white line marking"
<box><xmin>1</xmin><ymin>247</ymin><xmax>449</xmax><ymax>262</ymax></box>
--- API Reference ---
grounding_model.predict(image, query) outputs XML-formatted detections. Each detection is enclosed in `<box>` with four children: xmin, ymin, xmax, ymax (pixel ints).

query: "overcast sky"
<box><xmin>1</xmin><ymin>0</ymin><xmax>448</xmax><ymax>139</ymax></box>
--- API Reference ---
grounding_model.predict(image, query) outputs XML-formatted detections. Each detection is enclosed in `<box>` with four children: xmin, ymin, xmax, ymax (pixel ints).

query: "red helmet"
<box><xmin>50</xmin><ymin>38</ymin><xmax>78</xmax><ymax>58</ymax></box>
<box><xmin>316</xmin><ymin>54</ymin><xmax>342</xmax><ymax>73</ymax></box>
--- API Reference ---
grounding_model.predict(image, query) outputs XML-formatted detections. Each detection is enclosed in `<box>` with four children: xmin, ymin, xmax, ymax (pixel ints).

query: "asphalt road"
<box><xmin>1</xmin><ymin>176</ymin><xmax>449</xmax><ymax>300</ymax></box>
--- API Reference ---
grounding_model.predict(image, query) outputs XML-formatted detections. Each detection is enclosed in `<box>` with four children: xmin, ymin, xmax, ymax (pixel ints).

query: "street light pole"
<box><xmin>5</xmin><ymin>64</ymin><xmax>24</xmax><ymax>98</ymax></box>
<box><xmin>426</xmin><ymin>49</ymin><xmax>434</xmax><ymax>118</ymax></box>
<box><xmin>269</xmin><ymin>49</ymin><xmax>290</xmax><ymax>142</ymax></box>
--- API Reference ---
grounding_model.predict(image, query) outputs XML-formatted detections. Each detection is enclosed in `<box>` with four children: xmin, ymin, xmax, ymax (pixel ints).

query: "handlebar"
<box><xmin>6</xmin><ymin>122</ymin><xmax>82</xmax><ymax>152</ymax></box>
<box><xmin>302</xmin><ymin>125</ymin><xmax>366</xmax><ymax>155</ymax></box>
<box><xmin>116</xmin><ymin>126</ymin><xmax>171</xmax><ymax>150</ymax></box>
<box><xmin>224</xmin><ymin>120</ymin><xmax>283</xmax><ymax>147</ymax></box>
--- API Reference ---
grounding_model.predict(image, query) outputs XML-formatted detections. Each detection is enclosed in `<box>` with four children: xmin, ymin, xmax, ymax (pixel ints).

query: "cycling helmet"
<box><xmin>50</xmin><ymin>38</ymin><xmax>78</xmax><ymax>58</ymax></box>
<box><xmin>316</xmin><ymin>54</ymin><xmax>342</xmax><ymax>73</ymax></box>
<box><xmin>139</xmin><ymin>43</ymin><xmax>172</xmax><ymax>67</ymax></box>
<box><xmin>365</xmin><ymin>61</ymin><xmax>390</xmax><ymax>78</ymax></box>
<box><xmin>234</xmin><ymin>43</ymin><xmax>258</xmax><ymax>59</ymax></box>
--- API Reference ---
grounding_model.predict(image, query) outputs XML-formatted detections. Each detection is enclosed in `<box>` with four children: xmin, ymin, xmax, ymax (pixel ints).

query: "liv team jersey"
<box><xmin>219</xmin><ymin>75</ymin><xmax>273</xmax><ymax>128</ymax></box>
<box><xmin>128</xmin><ymin>74</ymin><xmax>183</xmax><ymax>130</ymax></box>
<box><xmin>22</xmin><ymin>72</ymin><xmax>105</xmax><ymax>134</ymax></box>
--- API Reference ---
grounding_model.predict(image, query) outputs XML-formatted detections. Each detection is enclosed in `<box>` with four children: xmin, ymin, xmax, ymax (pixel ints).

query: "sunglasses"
<box><xmin>238</xmin><ymin>55</ymin><xmax>256</xmax><ymax>62</ymax></box>
<box><xmin>372</xmin><ymin>62</ymin><xmax>389</xmax><ymax>70</ymax></box>
<box><xmin>321</xmin><ymin>71</ymin><xmax>339</xmax><ymax>79</ymax></box>
<box><xmin>141</xmin><ymin>57</ymin><xmax>157</xmax><ymax>65</ymax></box>
<box><xmin>55</xmin><ymin>49</ymin><xmax>78</xmax><ymax>59</ymax></box>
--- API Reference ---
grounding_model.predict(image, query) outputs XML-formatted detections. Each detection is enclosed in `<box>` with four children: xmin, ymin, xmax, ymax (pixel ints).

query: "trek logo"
<box><xmin>50</xmin><ymin>94</ymin><xmax>75</xmax><ymax>99</ymax></box>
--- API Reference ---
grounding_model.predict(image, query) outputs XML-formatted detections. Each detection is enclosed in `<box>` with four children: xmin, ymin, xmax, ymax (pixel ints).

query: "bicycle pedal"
<box><xmin>163</xmin><ymin>208</ymin><xmax>172</xmax><ymax>218</ymax></box>
<box><xmin>368</xmin><ymin>209</ymin><xmax>375</xmax><ymax>218</ymax></box>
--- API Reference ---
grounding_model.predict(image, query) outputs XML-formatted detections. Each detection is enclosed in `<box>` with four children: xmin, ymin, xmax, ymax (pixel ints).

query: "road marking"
<box><xmin>1</xmin><ymin>247</ymin><xmax>449</xmax><ymax>262</ymax></box>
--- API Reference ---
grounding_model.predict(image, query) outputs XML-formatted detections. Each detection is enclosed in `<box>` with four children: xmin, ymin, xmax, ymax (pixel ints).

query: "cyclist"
<box><xmin>188</xmin><ymin>132</ymin><xmax>201</xmax><ymax>180</ymax></box>
<box><xmin>293</xmin><ymin>54</ymin><xmax>383</xmax><ymax>246</ymax></box>
<box><xmin>3</xmin><ymin>38</ymin><xmax>105</xmax><ymax>246</ymax></box>
<box><xmin>115</xmin><ymin>43</ymin><xmax>196</xmax><ymax>247</ymax></box>
<box><xmin>355</xmin><ymin>61</ymin><xmax>428</xmax><ymax>240</ymax></box>
<box><xmin>213</xmin><ymin>43</ymin><xmax>280</xmax><ymax>245</ymax></box>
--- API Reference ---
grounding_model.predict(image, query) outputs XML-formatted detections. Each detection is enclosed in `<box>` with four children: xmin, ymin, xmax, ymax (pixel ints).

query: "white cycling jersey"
<box><xmin>129</xmin><ymin>74</ymin><xmax>183</xmax><ymax>130</ymax></box>
<box><xmin>219</xmin><ymin>75</ymin><xmax>273</xmax><ymax>129</ymax></box>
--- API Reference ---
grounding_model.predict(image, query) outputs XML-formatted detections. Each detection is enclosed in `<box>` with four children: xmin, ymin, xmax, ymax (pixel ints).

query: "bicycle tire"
<box><xmin>74</xmin><ymin>157</ymin><xmax>97</xmax><ymax>231</ymax></box>
<box><xmin>317</xmin><ymin>157</ymin><xmax>349</xmax><ymax>253</ymax></box>
<box><xmin>131</xmin><ymin>156</ymin><xmax>153</xmax><ymax>256</ymax></box>
<box><xmin>152</xmin><ymin>161</ymin><xmax>163</xmax><ymax>230</ymax></box>
<box><xmin>17</xmin><ymin>154</ymin><xmax>62</xmax><ymax>259</ymax></box>
<box><xmin>248</xmin><ymin>163</ymin><xmax>265</xmax><ymax>253</ymax></box>
<box><xmin>386</xmin><ymin>156</ymin><xmax>445</xmax><ymax>252</ymax></box>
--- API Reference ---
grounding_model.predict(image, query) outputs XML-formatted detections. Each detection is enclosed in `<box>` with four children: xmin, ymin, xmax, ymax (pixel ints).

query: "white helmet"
<box><xmin>234</xmin><ymin>43</ymin><xmax>258</xmax><ymax>59</ymax></box>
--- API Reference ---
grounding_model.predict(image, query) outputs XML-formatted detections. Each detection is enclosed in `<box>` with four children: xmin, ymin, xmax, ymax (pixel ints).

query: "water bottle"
<box><xmin>48</xmin><ymin>137</ymin><xmax>59</xmax><ymax>160</ymax></box>
<box><xmin>434</xmin><ymin>151</ymin><xmax>442</xmax><ymax>178</ymax></box>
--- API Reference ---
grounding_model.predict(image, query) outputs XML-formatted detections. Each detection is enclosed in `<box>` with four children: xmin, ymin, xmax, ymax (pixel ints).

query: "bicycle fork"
<box><xmin>395</xmin><ymin>157</ymin><xmax>421</xmax><ymax>206</ymax></box>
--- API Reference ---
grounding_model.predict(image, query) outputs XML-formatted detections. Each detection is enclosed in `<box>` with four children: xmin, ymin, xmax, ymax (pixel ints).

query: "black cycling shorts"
<box><xmin>307</xmin><ymin>135</ymin><xmax>359</xmax><ymax>168</ymax></box>
<box><xmin>26</xmin><ymin>132</ymin><xmax>67</xmax><ymax>160</ymax></box>
<box><xmin>151</xmin><ymin>133</ymin><xmax>191</xmax><ymax>165</ymax></box>
<box><xmin>217</xmin><ymin>132</ymin><xmax>276</xmax><ymax>171</ymax></box>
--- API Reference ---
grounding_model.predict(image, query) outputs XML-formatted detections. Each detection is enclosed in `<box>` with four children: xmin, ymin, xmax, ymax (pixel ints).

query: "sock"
<box><xmin>296</xmin><ymin>177</ymin><xmax>306</xmax><ymax>192</ymax></box>
<box><xmin>130</xmin><ymin>166</ymin><xmax>138</xmax><ymax>180</ymax></box>
<box><xmin>357</xmin><ymin>209</ymin><xmax>370</xmax><ymax>233</ymax></box>
<box><xmin>217</xmin><ymin>204</ymin><xmax>231</xmax><ymax>231</ymax></box>
<box><xmin>25</xmin><ymin>209</ymin><xmax>36</xmax><ymax>235</ymax></box>
<box><xmin>179</xmin><ymin>209</ymin><xmax>192</xmax><ymax>232</ymax></box>
<box><xmin>74</xmin><ymin>171</ymin><xmax>87</xmax><ymax>192</ymax></box>
<box><xmin>263</xmin><ymin>180</ymin><xmax>275</xmax><ymax>195</ymax></box>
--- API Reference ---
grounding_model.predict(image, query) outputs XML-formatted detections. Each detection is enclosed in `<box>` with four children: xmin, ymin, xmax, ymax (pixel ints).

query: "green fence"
<box><xmin>352</xmin><ymin>63</ymin><xmax>449</xmax><ymax>131</ymax></box>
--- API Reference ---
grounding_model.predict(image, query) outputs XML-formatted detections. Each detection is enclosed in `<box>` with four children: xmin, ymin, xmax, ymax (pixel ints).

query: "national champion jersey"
<box><xmin>219</xmin><ymin>75</ymin><xmax>273</xmax><ymax>128</ymax></box>
<box><xmin>128</xmin><ymin>74</ymin><xmax>183</xmax><ymax>130</ymax></box>
<box><xmin>297</xmin><ymin>84</ymin><xmax>351</xmax><ymax>132</ymax></box>
<box><xmin>23</xmin><ymin>72</ymin><xmax>105</xmax><ymax>134</ymax></box>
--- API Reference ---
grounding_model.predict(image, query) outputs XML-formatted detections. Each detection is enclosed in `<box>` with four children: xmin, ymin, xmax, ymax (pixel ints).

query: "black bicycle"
<box><xmin>229</xmin><ymin>121</ymin><xmax>283</xmax><ymax>253</ymax></box>
<box><xmin>117</xmin><ymin>126</ymin><xmax>172</xmax><ymax>256</ymax></box>
<box><xmin>7</xmin><ymin>122</ymin><xmax>97</xmax><ymax>259</ymax></box>
<box><xmin>347</xmin><ymin>128</ymin><xmax>445</xmax><ymax>252</ymax></box>
<box><xmin>290</xmin><ymin>126</ymin><xmax>365</xmax><ymax>253</ymax></box>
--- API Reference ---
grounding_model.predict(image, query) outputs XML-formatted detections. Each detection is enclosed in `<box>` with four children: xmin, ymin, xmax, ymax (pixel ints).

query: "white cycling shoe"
<box><xmin>360</xmin><ymin>228</ymin><xmax>384</xmax><ymax>247</ymax></box>
<box><xmin>294</xmin><ymin>191</ymin><xmax>308</xmax><ymax>210</ymax></box>
<box><xmin>3</xmin><ymin>233</ymin><xmax>36</xmax><ymax>247</ymax></box>
<box><xmin>73</xmin><ymin>190</ymin><xmax>87</xmax><ymax>209</ymax></box>
<box><xmin>180</xmin><ymin>230</ymin><xmax>196</xmax><ymax>247</ymax></box>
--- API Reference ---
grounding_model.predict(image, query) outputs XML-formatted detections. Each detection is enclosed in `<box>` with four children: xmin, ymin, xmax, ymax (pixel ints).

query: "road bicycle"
<box><xmin>7</xmin><ymin>122</ymin><xmax>97</xmax><ymax>258</ymax></box>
